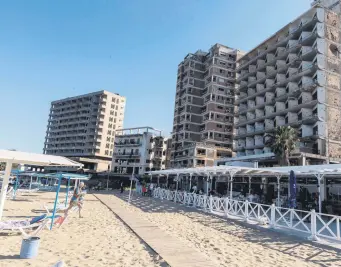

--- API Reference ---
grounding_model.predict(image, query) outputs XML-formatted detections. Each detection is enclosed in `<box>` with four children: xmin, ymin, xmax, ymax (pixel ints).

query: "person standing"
<box><xmin>64</xmin><ymin>182</ymin><xmax>86</xmax><ymax>218</ymax></box>
<box><xmin>120</xmin><ymin>181</ymin><xmax>124</xmax><ymax>193</ymax></box>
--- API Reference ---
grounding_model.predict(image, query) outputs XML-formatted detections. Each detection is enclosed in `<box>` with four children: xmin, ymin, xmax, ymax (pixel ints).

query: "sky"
<box><xmin>0</xmin><ymin>0</ymin><xmax>312</xmax><ymax>153</ymax></box>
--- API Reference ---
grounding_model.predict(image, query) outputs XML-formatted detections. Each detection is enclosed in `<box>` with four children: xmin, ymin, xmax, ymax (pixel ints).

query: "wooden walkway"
<box><xmin>94</xmin><ymin>194</ymin><xmax>217</xmax><ymax>267</ymax></box>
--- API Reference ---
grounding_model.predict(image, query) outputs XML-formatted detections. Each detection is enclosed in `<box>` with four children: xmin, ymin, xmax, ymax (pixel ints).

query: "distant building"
<box><xmin>43</xmin><ymin>90</ymin><xmax>126</xmax><ymax>172</ymax></box>
<box><xmin>164</xmin><ymin>138</ymin><xmax>172</xmax><ymax>169</ymax></box>
<box><xmin>171</xmin><ymin>43</ymin><xmax>244</xmax><ymax>168</ymax></box>
<box><xmin>111</xmin><ymin>127</ymin><xmax>169</xmax><ymax>175</ymax></box>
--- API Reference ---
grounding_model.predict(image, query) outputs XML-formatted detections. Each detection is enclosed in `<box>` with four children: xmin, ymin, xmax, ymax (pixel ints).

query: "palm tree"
<box><xmin>264</xmin><ymin>126</ymin><xmax>299</xmax><ymax>166</ymax></box>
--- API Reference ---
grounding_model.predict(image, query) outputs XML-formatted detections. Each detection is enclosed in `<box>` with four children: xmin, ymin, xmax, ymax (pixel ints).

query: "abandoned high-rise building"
<box><xmin>171</xmin><ymin>44</ymin><xmax>244</xmax><ymax>168</ymax></box>
<box><xmin>44</xmin><ymin>90</ymin><xmax>126</xmax><ymax>172</ymax></box>
<box><xmin>231</xmin><ymin>0</ymin><xmax>341</xmax><ymax>167</ymax></box>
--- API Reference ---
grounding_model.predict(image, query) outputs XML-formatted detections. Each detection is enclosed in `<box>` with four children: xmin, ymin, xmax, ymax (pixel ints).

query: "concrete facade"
<box><xmin>234</xmin><ymin>2</ymin><xmax>341</xmax><ymax>166</ymax></box>
<box><xmin>111</xmin><ymin>127</ymin><xmax>169</xmax><ymax>175</ymax></box>
<box><xmin>44</xmin><ymin>90</ymin><xmax>126</xmax><ymax>171</ymax></box>
<box><xmin>171</xmin><ymin>44</ymin><xmax>244</xmax><ymax>168</ymax></box>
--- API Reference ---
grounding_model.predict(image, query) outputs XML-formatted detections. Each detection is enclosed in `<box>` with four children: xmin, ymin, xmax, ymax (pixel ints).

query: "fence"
<box><xmin>152</xmin><ymin>188</ymin><xmax>341</xmax><ymax>242</ymax></box>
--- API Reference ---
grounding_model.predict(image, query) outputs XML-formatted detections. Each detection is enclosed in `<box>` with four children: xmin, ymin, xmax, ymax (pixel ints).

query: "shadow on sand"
<box><xmin>94</xmin><ymin>190</ymin><xmax>341</xmax><ymax>266</ymax></box>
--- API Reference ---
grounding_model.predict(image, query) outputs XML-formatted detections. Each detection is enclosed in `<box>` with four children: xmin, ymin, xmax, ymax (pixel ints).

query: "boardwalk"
<box><xmin>95</xmin><ymin>193</ymin><xmax>217</xmax><ymax>267</ymax></box>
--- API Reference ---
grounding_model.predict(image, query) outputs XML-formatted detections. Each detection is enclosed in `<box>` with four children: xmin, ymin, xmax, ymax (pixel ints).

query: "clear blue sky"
<box><xmin>0</xmin><ymin>0</ymin><xmax>312</xmax><ymax>153</ymax></box>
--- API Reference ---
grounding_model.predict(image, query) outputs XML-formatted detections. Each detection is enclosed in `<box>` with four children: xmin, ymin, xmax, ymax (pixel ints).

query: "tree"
<box><xmin>264</xmin><ymin>126</ymin><xmax>299</xmax><ymax>166</ymax></box>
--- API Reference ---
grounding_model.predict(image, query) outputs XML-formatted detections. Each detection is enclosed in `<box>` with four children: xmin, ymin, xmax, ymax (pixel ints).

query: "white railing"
<box><xmin>152</xmin><ymin>188</ymin><xmax>341</xmax><ymax>243</ymax></box>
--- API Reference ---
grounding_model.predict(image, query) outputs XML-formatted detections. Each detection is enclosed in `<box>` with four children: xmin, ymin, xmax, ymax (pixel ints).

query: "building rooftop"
<box><xmin>51</xmin><ymin>90</ymin><xmax>125</xmax><ymax>104</ymax></box>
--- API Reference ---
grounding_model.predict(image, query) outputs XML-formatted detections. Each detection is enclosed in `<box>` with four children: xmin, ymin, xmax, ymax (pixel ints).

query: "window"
<box><xmin>106</xmin><ymin>144</ymin><xmax>110</xmax><ymax>148</ymax></box>
<box><xmin>105</xmin><ymin>150</ymin><xmax>109</xmax><ymax>155</ymax></box>
<box><xmin>111</xmin><ymin>104</ymin><xmax>115</xmax><ymax>109</ymax></box>
<box><xmin>112</xmin><ymin>97</ymin><xmax>116</xmax><ymax>102</ymax></box>
<box><xmin>109</xmin><ymin>151</ymin><xmax>112</xmax><ymax>156</ymax></box>
<box><xmin>110</xmin><ymin>111</ymin><xmax>114</xmax><ymax>115</ymax></box>
<box><xmin>146</xmin><ymin>159</ymin><xmax>151</xmax><ymax>163</ymax></box>
<box><xmin>108</xmin><ymin>123</ymin><xmax>113</xmax><ymax>128</ymax></box>
<box><xmin>217</xmin><ymin>124</ymin><xmax>223</xmax><ymax>128</ymax></box>
<box><xmin>217</xmin><ymin>106</ymin><xmax>223</xmax><ymax>110</ymax></box>
<box><xmin>218</xmin><ymin>87</ymin><xmax>224</xmax><ymax>92</ymax></box>
<box><xmin>106</xmin><ymin>137</ymin><xmax>111</xmax><ymax>142</ymax></box>
<box><xmin>109</xmin><ymin>117</ymin><xmax>113</xmax><ymax>122</ymax></box>
<box><xmin>108</xmin><ymin>130</ymin><xmax>112</xmax><ymax>135</ymax></box>
<box><xmin>115</xmin><ymin>112</ymin><xmax>117</xmax><ymax>116</ymax></box>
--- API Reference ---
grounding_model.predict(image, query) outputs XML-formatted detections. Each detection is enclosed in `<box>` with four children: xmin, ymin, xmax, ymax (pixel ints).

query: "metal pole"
<box><xmin>128</xmin><ymin>166</ymin><xmax>134</xmax><ymax>204</ymax></box>
<box><xmin>0</xmin><ymin>160</ymin><xmax>13</xmax><ymax>220</ymax></box>
<box><xmin>13</xmin><ymin>172</ymin><xmax>19</xmax><ymax>200</ymax></box>
<box><xmin>157</xmin><ymin>175</ymin><xmax>160</xmax><ymax>187</ymax></box>
<box><xmin>318</xmin><ymin>174</ymin><xmax>322</xmax><ymax>213</ymax></box>
<box><xmin>277</xmin><ymin>176</ymin><xmax>281</xmax><ymax>207</ymax></box>
<box><xmin>50</xmin><ymin>173</ymin><xmax>62</xmax><ymax>230</ymax></box>
<box><xmin>176</xmin><ymin>174</ymin><xmax>179</xmax><ymax>191</ymax></box>
<box><xmin>229</xmin><ymin>173</ymin><xmax>234</xmax><ymax>199</ymax></box>
<box><xmin>166</xmin><ymin>174</ymin><xmax>169</xmax><ymax>188</ymax></box>
<box><xmin>29</xmin><ymin>176</ymin><xmax>32</xmax><ymax>191</ymax></box>
<box><xmin>65</xmin><ymin>177</ymin><xmax>71</xmax><ymax>207</ymax></box>
<box><xmin>248</xmin><ymin>176</ymin><xmax>251</xmax><ymax>194</ymax></box>
<box><xmin>106</xmin><ymin>168</ymin><xmax>110</xmax><ymax>191</ymax></box>
<box><xmin>206</xmin><ymin>174</ymin><xmax>210</xmax><ymax>196</ymax></box>
<box><xmin>189</xmin><ymin>173</ymin><xmax>192</xmax><ymax>192</ymax></box>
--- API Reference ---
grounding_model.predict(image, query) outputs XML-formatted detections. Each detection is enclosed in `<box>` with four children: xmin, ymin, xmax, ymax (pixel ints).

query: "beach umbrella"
<box><xmin>289</xmin><ymin>170</ymin><xmax>297</xmax><ymax>208</ymax></box>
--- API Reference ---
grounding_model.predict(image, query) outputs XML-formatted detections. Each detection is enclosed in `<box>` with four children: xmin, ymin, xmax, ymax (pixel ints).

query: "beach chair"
<box><xmin>5</xmin><ymin>187</ymin><xmax>13</xmax><ymax>198</ymax></box>
<box><xmin>0</xmin><ymin>214</ymin><xmax>60</xmax><ymax>238</ymax></box>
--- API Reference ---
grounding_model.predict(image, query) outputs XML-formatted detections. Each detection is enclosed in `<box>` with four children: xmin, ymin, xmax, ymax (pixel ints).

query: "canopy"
<box><xmin>147</xmin><ymin>166</ymin><xmax>287</xmax><ymax>176</ymax></box>
<box><xmin>0</xmin><ymin>150</ymin><xmax>82</xmax><ymax>166</ymax></box>
<box><xmin>0</xmin><ymin>150</ymin><xmax>83</xmax><ymax>220</ymax></box>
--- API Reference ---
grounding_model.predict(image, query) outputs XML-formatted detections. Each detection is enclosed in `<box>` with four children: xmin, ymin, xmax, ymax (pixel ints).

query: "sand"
<box><xmin>105</xmin><ymin>192</ymin><xmax>341</xmax><ymax>267</ymax></box>
<box><xmin>2</xmin><ymin>190</ymin><xmax>341</xmax><ymax>267</ymax></box>
<box><xmin>0</xmin><ymin>191</ymin><xmax>166</xmax><ymax>267</ymax></box>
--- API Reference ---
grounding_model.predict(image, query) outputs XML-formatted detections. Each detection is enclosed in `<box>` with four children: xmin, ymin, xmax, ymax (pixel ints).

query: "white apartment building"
<box><xmin>111</xmin><ymin>127</ymin><xmax>170</xmax><ymax>175</ymax></box>
<box><xmin>43</xmin><ymin>90</ymin><xmax>126</xmax><ymax>172</ymax></box>
<box><xmin>232</xmin><ymin>1</ymin><xmax>341</xmax><ymax>167</ymax></box>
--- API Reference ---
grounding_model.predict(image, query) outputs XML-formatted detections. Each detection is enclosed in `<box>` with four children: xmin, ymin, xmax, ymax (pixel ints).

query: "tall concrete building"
<box><xmin>111</xmin><ymin>127</ymin><xmax>169</xmax><ymax>175</ymax></box>
<box><xmin>171</xmin><ymin>44</ymin><xmax>244</xmax><ymax>168</ymax></box>
<box><xmin>233</xmin><ymin>1</ymin><xmax>341</xmax><ymax>166</ymax></box>
<box><xmin>43</xmin><ymin>90</ymin><xmax>126</xmax><ymax>172</ymax></box>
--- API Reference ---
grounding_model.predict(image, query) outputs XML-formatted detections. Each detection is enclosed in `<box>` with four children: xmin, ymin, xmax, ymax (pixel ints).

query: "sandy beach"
<box><xmin>101</xmin><ymin>191</ymin><xmax>341</xmax><ymax>267</ymax></box>
<box><xmin>1</xmin><ymin>190</ymin><xmax>341</xmax><ymax>267</ymax></box>
<box><xmin>0</xmin><ymin>191</ymin><xmax>166</xmax><ymax>267</ymax></box>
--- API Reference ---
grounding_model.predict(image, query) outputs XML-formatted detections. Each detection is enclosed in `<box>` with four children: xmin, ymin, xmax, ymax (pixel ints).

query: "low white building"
<box><xmin>111</xmin><ymin>127</ymin><xmax>169</xmax><ymax>175</ymax></box>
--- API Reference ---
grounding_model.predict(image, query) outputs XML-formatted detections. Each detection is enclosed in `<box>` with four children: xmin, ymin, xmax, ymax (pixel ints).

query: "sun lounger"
<box><xmin>0</xmin><ymin>214</ymin><xmax>63</xmax><ymax>238</ymax></box>
<box><xmin>17</xmin><ymin>188</ymin><xmax>39</xmax><ymax>194</ymax></box>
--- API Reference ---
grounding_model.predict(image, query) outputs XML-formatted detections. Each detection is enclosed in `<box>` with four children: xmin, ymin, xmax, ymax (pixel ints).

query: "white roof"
<box><xmin>0</xmin><ymin>150</ymin><xmax>82</xmax><ymax>167</ymax></box>
<box><xmin>148</xmin><ymin>166</ymin><xmax>286</xmax><ymax>176</ymax></box>
<box><xmin>149</xmin><ymin>164</ymin><xmax>341</xmax><ymax>177</ymax></box>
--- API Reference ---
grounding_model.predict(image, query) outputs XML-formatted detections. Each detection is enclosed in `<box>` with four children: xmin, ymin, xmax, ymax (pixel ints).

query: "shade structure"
<box><xmin>0</xmin><ymin>150</ymin><xmax>83</xmax><ymax>220</ymax></box>
<box><xmin>49</xmin><ymin>172</ymin><xmax>90</xmax><ymax>230</ymax></box>
<box><xmin>0</xmin><ymin>150</ymin><xmax>81</xmax><ymax>167</ymax></box>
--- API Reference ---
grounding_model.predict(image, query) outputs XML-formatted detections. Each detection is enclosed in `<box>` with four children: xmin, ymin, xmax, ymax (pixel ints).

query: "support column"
<box><xmin>277</xmin><ymin>175</ymin><xmax>281</xmax><ymax>207</ymax></box>
<box><xmin>248</xmin><ymin>176</ymin><xmax>251</xmax><ymax>194</ymax></box>
<box><xmin>29</xmin><ymin>176</ymin><xmax>32</xmax><ymax>190</ymax></box>
<box><xmin>0</xmin><ymin>160</ymin><xmax>13</xmax><ymax>220</ymax></box>
<box><xmin>206</xmin><ymin>174</ymin><xmax>210</xmax><ymax>196</ymax></box>
<box><xmin>166</xmin><ymin>174</ymin><xmax>169</xmax><ymax>188</ymax></box>
<box><xmin>189</xmin><ymin>173</ymin><xmax>192</xmax><ymax>192</ymax></box>
<box><xmin>229</xmin><ymin>173</ymin><xmax>234</xmax><ymax>199</ymax></box>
